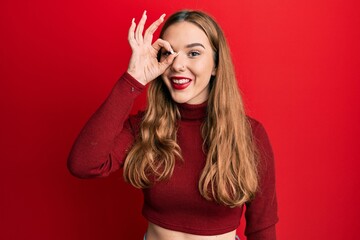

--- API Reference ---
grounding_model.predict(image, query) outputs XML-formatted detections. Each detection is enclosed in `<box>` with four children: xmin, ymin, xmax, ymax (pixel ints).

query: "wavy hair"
<box><xmin>123</xmin><ymin>10</ymin><xmax>258</xmax><ymax>207</ymax></box>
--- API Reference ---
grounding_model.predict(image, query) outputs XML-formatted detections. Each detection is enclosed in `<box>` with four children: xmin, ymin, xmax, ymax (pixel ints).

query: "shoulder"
<box><xmin>247</xmin><ymin>116</ymin><xmax>274</xmax><ymax>163</ymax></box>
<box><xmin>247</xmin><ymin>116</ymin><xmax>268</xmax><ymax>141</ymax></box>
<box><xmin>247</xmin><ymin>116</ymin><xmax>262</xmax><ymax>132</ymax></box>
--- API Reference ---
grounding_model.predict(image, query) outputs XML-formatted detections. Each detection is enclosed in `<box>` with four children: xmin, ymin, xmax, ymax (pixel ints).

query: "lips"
<box><xmin>170</xmin><ymin>76</ymin><xmax>192</xmax><ymax>90</ymax></box>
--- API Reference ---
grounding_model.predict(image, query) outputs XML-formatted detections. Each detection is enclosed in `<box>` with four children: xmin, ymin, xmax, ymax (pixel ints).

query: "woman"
<box><xmin>68</xmin><ymin>10</ymin><xmax>278</xmax><ymax>240</ymax></box>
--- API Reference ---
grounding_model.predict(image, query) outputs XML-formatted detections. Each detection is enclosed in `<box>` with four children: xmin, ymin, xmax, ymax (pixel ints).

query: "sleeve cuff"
<box><xmin>121</xmin><ymin>72</ymin><xmax>146</xmax><ymax>93</ymax></box>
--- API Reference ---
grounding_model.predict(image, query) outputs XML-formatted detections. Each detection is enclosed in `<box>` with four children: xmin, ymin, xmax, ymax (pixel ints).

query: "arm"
<box><xmin>67</xmin><ymin>73</ymin><xmax>144</xmax><ymax>178</ymax></box>
<box><xmin>67</xmin><ymin>11</ymin><xmax>178</xmax><ymax>178</ymax></box>
<box><xmin>245</xmin><ymin>121</ymin><xmax>279</xmax><ymax>240</ymax></box>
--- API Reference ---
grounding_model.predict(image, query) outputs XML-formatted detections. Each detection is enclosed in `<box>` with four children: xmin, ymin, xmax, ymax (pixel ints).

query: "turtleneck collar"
<box><xmin>177</xmin><ymin>101</ymin><xmax>207</xmax><ymax>121</ymax></box>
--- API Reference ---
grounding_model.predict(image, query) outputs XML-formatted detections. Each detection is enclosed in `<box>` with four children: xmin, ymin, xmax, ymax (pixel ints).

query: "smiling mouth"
<box><xmin>171</xmin><ymin>77</ymin><xmax>192</xmax><ymax>90</ymax></box>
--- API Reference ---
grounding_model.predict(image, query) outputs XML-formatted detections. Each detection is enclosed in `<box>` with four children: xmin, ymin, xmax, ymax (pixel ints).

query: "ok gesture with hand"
<box><xmin>127</xmin><ymin>11</ymin><xmax>177</xmax><ymax>85</ymax></box>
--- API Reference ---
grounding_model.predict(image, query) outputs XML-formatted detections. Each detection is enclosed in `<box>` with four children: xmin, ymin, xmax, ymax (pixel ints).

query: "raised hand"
<box><xmin>127</xmin><ymin>11</ymin><xmax>177</xmax><ymax>85</ymax></box>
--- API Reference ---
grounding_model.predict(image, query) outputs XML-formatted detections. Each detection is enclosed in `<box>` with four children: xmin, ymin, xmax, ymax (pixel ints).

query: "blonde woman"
<box><xmin>68</xmin><ymin>10</ymin><xmax>278</xmax><ymax>240</ymax></box>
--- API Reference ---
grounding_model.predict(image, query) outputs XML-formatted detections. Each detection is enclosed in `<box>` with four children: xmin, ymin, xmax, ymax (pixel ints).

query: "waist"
<box><xmin>145</xmin><ymin>222</ymin><xmax>238</xmax><ymax>240</ymax></box>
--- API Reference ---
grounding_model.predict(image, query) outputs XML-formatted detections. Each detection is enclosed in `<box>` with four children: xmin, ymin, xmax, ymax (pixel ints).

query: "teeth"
<box><xmin>172</xmin><ymin>79</ymin><xmax>190</xmax><ymax>84</ymax></box>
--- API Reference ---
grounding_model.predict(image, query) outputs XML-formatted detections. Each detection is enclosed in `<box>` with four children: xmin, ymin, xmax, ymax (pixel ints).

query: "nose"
<box><xmin>170</xmin><ymin>52</ymin><xmax>186</xmax><ymax>72</ymax></box>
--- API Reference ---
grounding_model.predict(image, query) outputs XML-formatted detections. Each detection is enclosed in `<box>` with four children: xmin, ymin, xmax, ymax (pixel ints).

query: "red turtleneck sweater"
<box><xmin>68</xmin><ymin>72</ymin><xmax>278</xmax><ymax>239</ymax></box>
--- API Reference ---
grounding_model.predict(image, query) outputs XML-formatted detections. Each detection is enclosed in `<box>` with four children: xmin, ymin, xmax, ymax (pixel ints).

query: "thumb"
<box><xmin>158</xmin><ymin>52</ymin><xmax>179</xmax><ymax>72</ymax></box>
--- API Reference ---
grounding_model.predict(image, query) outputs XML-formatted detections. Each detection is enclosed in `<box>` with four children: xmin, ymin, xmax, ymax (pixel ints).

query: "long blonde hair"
<box><xmin>123</xmin><ymin>10</ymin><xmax>258</xmax><ymax>207</ymax></box>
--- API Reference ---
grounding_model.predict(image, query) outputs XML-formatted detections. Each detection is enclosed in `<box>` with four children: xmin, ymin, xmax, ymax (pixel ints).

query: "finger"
<box><xmin>159</xmin><ymin>51</ymin><xmax>179</xmax><ymax>72</ymax></box>
<box><xmin>144</xmin><ymin>13</ymin><xmax>166</xmax><ymax>44</ymax></box>
<box><xmin>135</xmin><ymin>10</ymin><xmax>147</xmax><ymax>43</ymax></box>
<box><xmin>152</xmin><ymin>38</ymin><xmax>174</xmax><ymax>54</ymax></box>
<box><xmin>128</xmin><ymin>18</ymin><xmax>136</xmax><ymax>48</ymax></box>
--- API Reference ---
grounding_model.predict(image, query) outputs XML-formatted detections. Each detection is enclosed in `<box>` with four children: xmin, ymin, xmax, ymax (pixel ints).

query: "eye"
<box><xmin>188</xmin><ymin>51</ymin><xmax>200</xmax><ymax>58</ymax></box>
<box><xmin>161</xmin><ymin>51</ymin><xmax>172</xmax><ymax>57</ymax></box>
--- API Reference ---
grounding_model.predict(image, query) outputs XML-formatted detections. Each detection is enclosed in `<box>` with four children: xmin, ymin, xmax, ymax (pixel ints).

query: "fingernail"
<box><xmin>170</xmin><ymin>49</ymin><xmax>175</xmax><ymax>54</ymax></box>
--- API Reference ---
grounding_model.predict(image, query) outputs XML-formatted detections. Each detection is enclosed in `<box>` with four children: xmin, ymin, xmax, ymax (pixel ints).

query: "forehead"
<box><xmin>162</xmin><ymin>21</ymin><xmax>210</xmax><ymax>47</ymax></box>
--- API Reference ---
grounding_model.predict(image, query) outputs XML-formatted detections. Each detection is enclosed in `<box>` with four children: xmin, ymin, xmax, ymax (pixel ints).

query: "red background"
<box><xmin>1</xmin><ymin>0</ymin><xmax>360</xmax><ymax>239</ymax></box>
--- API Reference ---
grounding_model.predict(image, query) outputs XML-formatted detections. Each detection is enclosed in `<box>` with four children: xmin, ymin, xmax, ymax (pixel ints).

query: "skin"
<box><xmin>160</xmin><ymin>21</ymin><xmax>216</xmax><ymax>104</ymax></box>
<box><xmin>127</xmin><ymin>11</ymin><xmax>177</xmax><ymax>85</ymax></box>
<box><xmin>127</xmin><ymin>11</ymin><xmax>237</xmax><ymax>240</ymax></box>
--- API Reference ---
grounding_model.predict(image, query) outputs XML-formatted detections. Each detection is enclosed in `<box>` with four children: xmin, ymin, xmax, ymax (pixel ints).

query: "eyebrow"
<box><xmin>185</xmin><ymin>43</ymin><xmax>206</xmax><ymax>49</ymax></box>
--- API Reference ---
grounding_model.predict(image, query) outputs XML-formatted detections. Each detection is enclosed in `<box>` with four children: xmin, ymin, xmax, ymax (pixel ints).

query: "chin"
<box><xmin>171</xmin><ymin>98</ymin><xmax>188</xmax><ymax>104</ymax></box>
<box><xmin>169</xmin><ymin>94</ymin><xmax>190</xmax><ymax>104</ymax></box>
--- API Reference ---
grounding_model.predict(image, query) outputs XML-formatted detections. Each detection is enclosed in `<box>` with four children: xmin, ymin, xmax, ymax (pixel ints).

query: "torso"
<box><xmin>139</xmin><ymin>103</ymin><xmax>244</xmax><ymax>236</ymax></box>
<box><xmin>146</xmin><ymin>222</ymin><xmax>237</xmax><ymax>240</ymax></box>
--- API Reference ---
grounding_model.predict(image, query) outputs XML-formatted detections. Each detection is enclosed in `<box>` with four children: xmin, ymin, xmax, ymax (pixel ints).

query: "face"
<box><xmin>160</xmin><ymin>21</ymin><xmax>216</xmax><ymax>105</ymax></box>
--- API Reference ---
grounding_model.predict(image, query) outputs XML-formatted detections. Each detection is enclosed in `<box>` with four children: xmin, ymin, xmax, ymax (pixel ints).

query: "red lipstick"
<box><xmin>170</xmin><ymin>76</ymin><xmax>192</xmax><ymax>90</ymax></box>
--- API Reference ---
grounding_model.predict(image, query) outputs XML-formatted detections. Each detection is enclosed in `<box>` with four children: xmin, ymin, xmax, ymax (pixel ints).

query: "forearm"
<box><xmin>67</xmin><ymin>72</ymin><xmax>144</xmax><ymax>178</ymax></box>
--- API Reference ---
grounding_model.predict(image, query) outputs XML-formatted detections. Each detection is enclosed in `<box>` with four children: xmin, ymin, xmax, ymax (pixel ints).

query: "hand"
<box><xmin>127</xmin><ymin>11</ymin><xmax>177</xmax><ymax>85</ymax></box>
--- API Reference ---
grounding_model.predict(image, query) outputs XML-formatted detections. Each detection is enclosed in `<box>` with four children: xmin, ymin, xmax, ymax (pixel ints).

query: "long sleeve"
<box><xmin>67</xmin><ymin>72</ymin><xmax>145</xmax><ymax>178</ymax></box>
<box><xmin>245</xmin><ymin>120</ymin><xmax>279</xmax><ymax>240</ymax></box>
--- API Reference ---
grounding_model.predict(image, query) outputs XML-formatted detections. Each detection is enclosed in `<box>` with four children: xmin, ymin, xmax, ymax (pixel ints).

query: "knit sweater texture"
<box><xmin>68</xmin><ymin>72</ymin><xmax>278</xmax><ymax>239</ymax></box>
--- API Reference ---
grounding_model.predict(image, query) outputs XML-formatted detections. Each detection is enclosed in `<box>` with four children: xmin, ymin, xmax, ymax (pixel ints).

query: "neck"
<box><xmin>177</xmin><ymin>101</ymin><xmax>207</xmax><ymax>121</ymax></box>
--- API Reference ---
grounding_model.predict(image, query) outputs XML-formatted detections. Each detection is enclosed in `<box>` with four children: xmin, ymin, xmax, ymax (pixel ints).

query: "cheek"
<box><xmin>192</xmin><ymin>61</ymin><xmax>215</xmax><ymax>78</ymax></box>
<box><xmin>197</xmin><ymin>55</ymin><xmax>215</xmax><ymax>73</ymax></box>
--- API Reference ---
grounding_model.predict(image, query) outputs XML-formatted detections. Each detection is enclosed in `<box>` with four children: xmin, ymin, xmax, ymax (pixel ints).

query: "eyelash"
<box><xmin>188</xmin><ymin>51</ymin><xmax>200</xmax><ymax>57</ymax></box>
<box><xmin>161</xmin><ymin>50</ymin><xmax>201</xmax><ymax>58</ymax></box>
<box><xmin>161</xmin><ymin>51</ymin><xmax>172</xmax><ymax>57</ymax></box>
